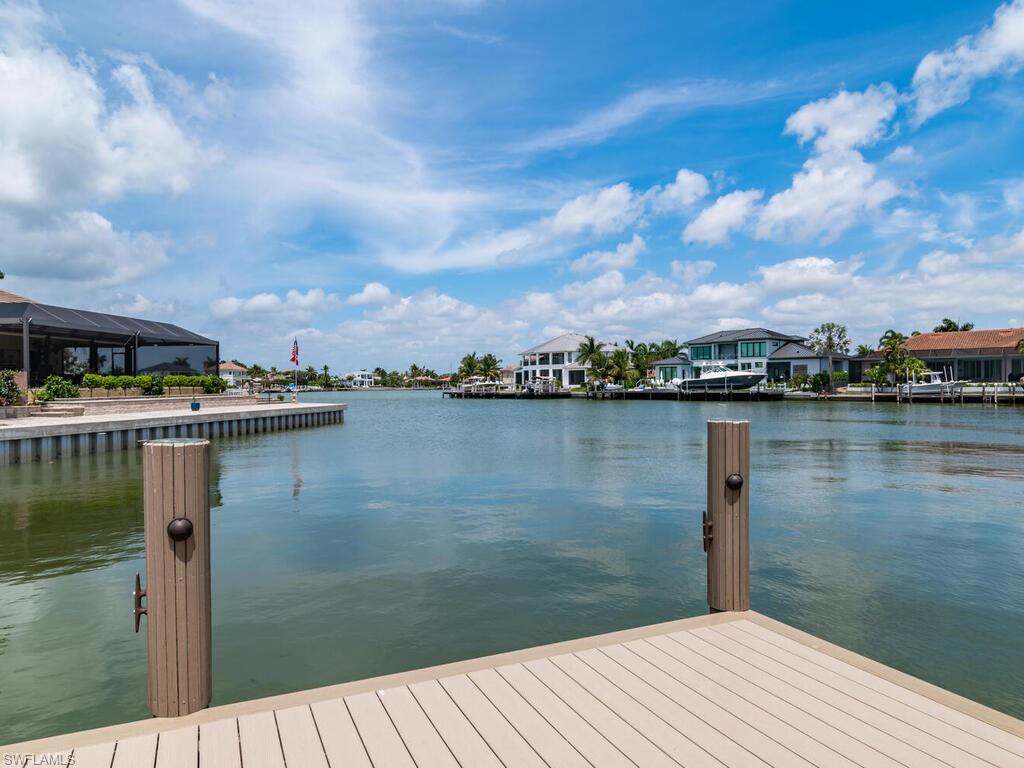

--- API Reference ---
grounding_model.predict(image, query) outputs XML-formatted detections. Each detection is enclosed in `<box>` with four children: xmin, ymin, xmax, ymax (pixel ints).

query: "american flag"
<box><xmin>290</xmin><ymin>338</ymin><xmax>299</xmax><ymax>366</ymax></box>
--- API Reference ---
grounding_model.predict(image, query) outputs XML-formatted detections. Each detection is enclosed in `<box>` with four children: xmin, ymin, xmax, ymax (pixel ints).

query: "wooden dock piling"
<box><xmin>705</xmin><ymin>420</ymin><xmax>750</xmax><ymax>613</ymax></box>
<box><xmin>140</xmin><ymin>438</ymin><xmax>212</xmax><ymax>718</ymax></box>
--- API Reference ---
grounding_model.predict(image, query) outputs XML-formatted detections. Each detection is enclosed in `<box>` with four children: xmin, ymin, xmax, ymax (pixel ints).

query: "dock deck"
<box><xmin>6</xmin><ymin>611</ymin><xmax>1023</xmax><ymax>767</ymax></box>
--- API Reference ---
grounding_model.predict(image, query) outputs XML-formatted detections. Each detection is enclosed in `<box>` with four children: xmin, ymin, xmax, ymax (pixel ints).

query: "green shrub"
<box><xmin>788</xmin><ymin>373</ymin><xmax>808</xmax><ymax>389</ymax></box>
<box><xmin>136</xmin><ymin>375</ymin><xmax>163</xmax><ymax>395</ymax></box>
<box><xmin>38</xmin><ymin>375</ymin><xmax>79</xmax><ymax>401</ymax></box>
<box><xmin>0</xmin><ymin>370</ymin><xmax>20</xmax><ymax>406</ymax></box>
<box><xmin>831</xmin><ymin>370</ymin><xmax>849</xmax><ymax>384</ymax></box>
<box><xmin>82</xmin><ymin>373</ymin><xmax>105</xmax><ymax>389</ymax></box>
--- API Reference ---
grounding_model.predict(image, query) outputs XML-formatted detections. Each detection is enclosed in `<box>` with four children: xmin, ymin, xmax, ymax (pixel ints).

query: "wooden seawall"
<box><xmin>0</xmin><ymin>402</ymin><xmax>346</xmax><ymax>465</ymax></box>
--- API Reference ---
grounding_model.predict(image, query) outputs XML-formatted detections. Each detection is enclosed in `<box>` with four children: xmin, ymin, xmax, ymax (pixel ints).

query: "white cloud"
<box><xmin>757</xmin><ymin>150</ymin><xmax>898</xmax><ymax>243</ymax></box>
<box><xmin>559</xmin><ymin>270</ymin><xmax>627</xmax><ymax>303</ymax></box>
<box><xmin>0</xmin><ymin>210</ymin><xmax>169</xmax><ymax>285</ymax></box>
<box><xmin>570</xmin><ymin>234</ymin><xmax>645</xmax><ymax>273</ymax></box>
<box><xmin>1003</xmin><ymin>178</ymin><xmax>1024</xmax><ymax>211</ymax></box>
<box><xmin>784</xmin><ymin>84</ymin><xmax>897</xmax><ymax>153</ymax></box>
<box><xmin>512</xmin><ymin>79</ymin><xmax>783</xmax><ymax>153</ymax></box>
<box><xmin>107</xmin><ymin>293</ymin><xmax>178</xmax><ymax>317</ymax></box>
<box><xmin>346</xmin><ymin>282</ymin><xmax>394</xmax><ymax>305</ymax></box>
<box><xmin>757</xmin><ymin>86</ymin><xmax>900</xmax><ymax>243</ymax></box>
<box><xmin>670</xmin><ymin>259</ymin><xmax>716</xmax><ymax>285</ymax></box>
<box><xmin>649</xmin><ymin>169</ymin><xmax>710</xmax><ymax>212</ymax></box>
<box><xmin>550</xmin><ymin>182</ymin><xmax>643</xmax><ymax>237</ymax></box>
<box><xmin>0</xmin><ymin>37</ymin><xmax>211</xmax><ymax>209</ymax></box>
<box><xmin>912</xmin><ymin>0</ymin><xmax>1024</xmax><ymax>124</ymax></box>
<box><xmin>0</xmin><ymin>6</ymin><xmax>217</xmax><ymax>287</ymax></box>
<box><xmin>683</xmin><ymin>189</ymin><xmax>763</xmax><ymax>245</ymax></box>
<box><xmin>757</xmin><ymin>256</ymin><xmax>863</xmax><ymax>294</ymax></box>
<box><xmin>211</xmin><ymin>288</ymin><xmax>341</xmax><ymax>321</ymax></box>
<box><xmin>432</xmin><ymin>22</ymin><xmax>502</xmax><ymax>45</ymax></box>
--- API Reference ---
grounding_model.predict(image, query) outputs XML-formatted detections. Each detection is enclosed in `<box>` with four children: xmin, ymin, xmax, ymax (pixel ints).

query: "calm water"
<box><xmin>1</xmin><ymin>391</ymin><xmax>1023</xmax><ymax>743</ymax></box>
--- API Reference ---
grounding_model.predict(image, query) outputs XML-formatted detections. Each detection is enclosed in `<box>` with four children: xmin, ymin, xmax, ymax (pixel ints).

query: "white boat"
<box><xmin>684</xmin><ymin>363</ymin><xmax>765</xmax><ymax>391</ymax></box>
<box><xmin>899</xmin><ymin>370</ymin><xmax>965</xmax><ymax>396</ymax></box>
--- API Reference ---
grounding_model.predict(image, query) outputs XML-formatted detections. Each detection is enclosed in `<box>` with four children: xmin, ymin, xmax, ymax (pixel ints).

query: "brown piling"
<box><xmin>138</xmin><ymin>438</ymin><xmax>212</xmax><ymax>717</ymax></box>
<box><xmin>705</xmin><ymin>420</ymin><xmax>750</xmax><ymax>613</ymax></box>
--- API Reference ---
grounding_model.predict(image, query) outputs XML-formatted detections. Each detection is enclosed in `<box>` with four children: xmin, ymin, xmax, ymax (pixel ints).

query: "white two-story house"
<box><xmin>515</xmin><ymin>333</ymin><xmax>618</xmax><ymax>387</ymax></box>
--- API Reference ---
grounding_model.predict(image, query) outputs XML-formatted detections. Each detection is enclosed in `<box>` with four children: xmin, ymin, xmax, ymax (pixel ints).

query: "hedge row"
<box><xmin>77</xmin><ymin>373</ymin><xmax>227</xmax><ymax>395</ymax></box>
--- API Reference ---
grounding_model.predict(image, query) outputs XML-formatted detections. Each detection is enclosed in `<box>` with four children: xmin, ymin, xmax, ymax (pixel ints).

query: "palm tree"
<box><xmin>855</xmin><ymin>344</ymin><xmax>873</xmax><ymax>356</ymax></box>
<box><xmin>321</xmin><ymin>364</ymin><xmax>330</xmax><ymax>386</ymax></box>
<box><xmin>478</xmin><ymin>353</ymin><xmax>501</xmax><ymax>380</ymax></box>
<box><xmin>657</xmin><ymin>339</ymin><xmax>682</xmax><ymax>359</ymax></box>
<box><xmin>459</xmin><ymin>352</ymin><xmax>480</xmax><ymax>379</ymax></box>
<box><xmin>933</xmin><ymin>318</ymin><xmax>974</xmax><ymax>333</ymax></box>
<box><xmin>609</xmin><ymin>348</ymin><xmax>637</xmax><ymax>384</ymax></box>
<box><xmin>586</xmin><ymin>351</ymin><xmax>611</xmax><ymax>386</ymax></box>
<box><xmin>575</xmin><ymin>335</ymin><xmax>604</xmax><ymax>366</ymax></box>
<box><xmin>808</xmin><ymin>322</ymin><xmax>851</xmax><ymax>392</ymax></box>
<box><xmin>878</xmin><ymin>329</ymin><xmax>907</xmax><ymax>348</ymax></box>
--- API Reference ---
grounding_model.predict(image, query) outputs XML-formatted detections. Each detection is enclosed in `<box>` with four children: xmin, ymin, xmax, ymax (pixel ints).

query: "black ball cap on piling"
<box><xmin>167</xmin><ymin>517</ymin><xmax>194</xmax><ymax>542</ymax></box>
<box><xmin>726</xmin><ymin>473</ymin><xmax>744</xmax><ymax>491</ymax></box>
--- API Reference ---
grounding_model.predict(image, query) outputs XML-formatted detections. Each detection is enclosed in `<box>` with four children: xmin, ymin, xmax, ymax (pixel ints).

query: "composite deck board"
<box><xmin>439</xmin><ymin>673</ymin><xmax>549</xmax><ymax>768</ymax></box>
<box><xmin>155</xmin><ymin>725</ymin><xmax>198</xmax><ymax>768</ymax></box>
<box><xmin>237</xmin><ymin>711</ymin><xmax>285</xmax><ymax>768</ymax></box>
<box><xmin>662</xmin><ymin>631</ymin><xmax>902</xmax><ymax>768</ymax></box>
<box><xmin>683</xmin><ymin>627</ymin><xmax>946</xmax><ymax>767</ymax></box>
<box><xmin>110</xmin><ymin>733</ymin><xmax>157</xmax><ymax>768</ymax></box>
<box><xmin>468</xmin><ymin>667</ymin><xmax>592</xmax><ymax>768</ymax></box>
<box><xmin>309</xmin><ymin>698</ymin><xmax>373</xmax><ymax>768</ymax></box>
<box><xmin>550</xmin><ymin>652</ymin><xmax>727</xmax><ymax>768</ymax></box>
<box><xmin>345</xmin><ymin>690</ymin><xmax>417</xmax><ymax>768</ymax></box>
<box><xmin>68</xmin><ymin>742</ymin><xmax>115</xmax><ymax>768</ymax></box>
<box><xmin>275</xmin><ymin>704</ymin><xmax>329</xmax><ymax>768</ymax></box>
<box><xmin>496</xmin><ymin>661</ymin><xmax>635</xmax><ymax>768</ymax></box>
<box><xmin>523</xmin><ymin>657</ymin><xmax>681</xmax><ymax>768</ymax></box>
<box><xmin>715</xmin><ymin>622</ymin><xmax>1007</xmax><ymax>766</ymax></box>
<box><xmin>8</xmin><ymin>613</ymin><xmax>1024</xmax><ymax>768</ymax></box>
<box><xmin>635</xmin><ymin>637</ymin><xmax>857</xmax><ymax>768</ymax></box>
<box><xmin>409</xmin><ymin>679</ymin><xmax>505</xmax><ymax>768</ymax></box>
<box><xmin>729</xmin><ymin>619</ymin><xmax>1024</xmax><ymax>765</ymax></box>
<box><xmin>698</xmin><ymin>625</ymin><xmax>992</xmax><ymax>767</ymax></box>
<box><xmin>199</xmin><ymin>718</ymin><xmax>241</xmax><ymax>768</ymax></box>
<box><xmin>378</xmin><ymin>685</ymin><xmax>460</xmax><ymax>768</ymax></box>
<box><xmin>601</xmin><ymin>643</ymin><xmax>810</xmax><ymax>768</ymax></box>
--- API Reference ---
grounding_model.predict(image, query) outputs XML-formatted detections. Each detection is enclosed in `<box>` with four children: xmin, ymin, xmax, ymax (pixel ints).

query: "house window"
<box><xmin>754</xmin><ymin>361</ymin><xmax>764</xmax><ymax>368</ymax></box>
<box><xmin>740</xmin><ymin>342</ymin><xmax>766</xmax><ymax>357</ymax></box>
<box><xmin>691</xmin><ymin>345</ymin><xmax>713</xmax><ymax>360</ymax></box>
<box><xmin>538</xmin><ymin>353</ymin><xmax>550</xmax><ymax>365</ymax></box>
<box><xmin>740</xmin><ymin>363</ymin><xmax>751</xmax><ymax>370</ymax></box>
<box><xmin>551</xmin><ymin>352</ymin><xmax>565</xmax><ymax>364</ymax></box>
<box><xmin>540</xmin><ymin>369</ymin><xmax>550</xmax><ymax>377</ymax></box>
<box><xmin>569</xmin><ymin>369</ymin><xmax>585</xmax><ymax>385</ymax></box>
<box><xmin>659</xmin><ymin>366</ymin><xmax>677</xmax><ymax>381</ymax></box>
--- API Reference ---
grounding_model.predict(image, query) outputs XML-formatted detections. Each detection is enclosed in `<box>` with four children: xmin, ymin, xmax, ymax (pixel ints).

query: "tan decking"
<box><xmin>5</xmin><ymin>611</ymin><xmax>1024</xmax><ymax>767</ymax></box>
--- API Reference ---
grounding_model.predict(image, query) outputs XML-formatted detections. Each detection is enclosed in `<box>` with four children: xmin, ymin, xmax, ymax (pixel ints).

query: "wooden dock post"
<box><xmin>137</xmin><ymin>438</ymin><xmax>212</xmax><ymax>718</ymax></box>
<box><xmin>705</xmin><ymin>420</ymin><xmax>750</xmax><ymax>613</ymax></box>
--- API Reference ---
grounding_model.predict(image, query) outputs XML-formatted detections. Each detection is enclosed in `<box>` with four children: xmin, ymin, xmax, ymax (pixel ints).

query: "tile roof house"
<box><xmin>849</xmin><ymin>328</ymin><xmax>1024</xmax><ymax>383</ymax></box>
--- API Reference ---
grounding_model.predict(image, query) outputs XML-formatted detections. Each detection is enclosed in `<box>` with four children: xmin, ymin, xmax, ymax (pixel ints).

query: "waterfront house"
<box><xmin>0</xmin><ymin>288</ymin><xmax>219</xmax><ymax>387</ymax></box>
<box><xmin>765</xmin><ymin>341</ymin><xmax>850</xmax><ymax>382</ymax></box>
<box><xmin>500</xmin><ymin>365</ymin><xmax>516</xmax><ymax>385</ymax></box>
<box><xmin>685</xmin><ymin>328</ymin><xmax>801</xmax><ymax>376</ymax></box>
<box><xmin>218</xmin><ymin>362</ymin><xmax>250</xmax><ymax>387</ymax></box>
<box><xmin>850</xmin><ymin>327</ymin><xmax>1024</xmax><ymax>382</ymax></box>
<box><xmin>515</xmin><ymin>332</ymin><xmax>618</xmax><ymax>387</ymax></box>
<box><xmin>345</xmin><ymin>370</ymin><xmax>377</xmax><ymax>387</ymax></box>
<box><xmin>652</xmin><ymin>353</ymin><xmax>694</xmax><ymax>382</ymax></box>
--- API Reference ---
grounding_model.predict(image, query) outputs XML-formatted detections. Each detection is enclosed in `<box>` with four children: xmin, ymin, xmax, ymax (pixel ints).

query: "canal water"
<box><xmin>1</xmin><ymin>391</ymin><xmax>1022</xmax><ymax>743</ymax></box>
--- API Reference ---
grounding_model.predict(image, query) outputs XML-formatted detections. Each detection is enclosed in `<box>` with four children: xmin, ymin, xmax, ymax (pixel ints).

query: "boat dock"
<box><xmin>5</xmin><ymin>609</ymin><xmax>1023</xmax><ymax>767</ymax></box>
<box><xmin>0</xmin><ymin>401</ymin><xmax>346</xmax><ymax>465</ymax></box>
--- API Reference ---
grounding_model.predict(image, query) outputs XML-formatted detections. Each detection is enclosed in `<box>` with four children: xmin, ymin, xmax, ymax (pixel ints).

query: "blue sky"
<box><xmin>2</xmin><ymin>0</ymin><xmax>1024</xmax><ymax>371</ymax></box>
